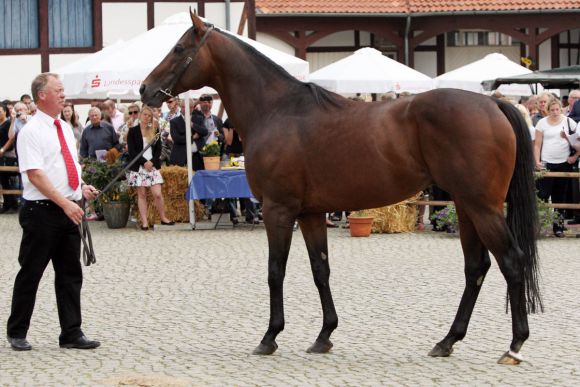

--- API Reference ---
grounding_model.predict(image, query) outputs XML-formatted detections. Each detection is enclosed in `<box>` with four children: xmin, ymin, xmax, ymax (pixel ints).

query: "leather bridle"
<box><xmin>156</xmin><ymin>24</ymin><xmax>215</xmax><ymax>100</ymax></box>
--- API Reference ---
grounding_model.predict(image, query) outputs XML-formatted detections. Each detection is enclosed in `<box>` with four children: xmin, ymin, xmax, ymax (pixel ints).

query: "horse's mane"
<box><xmin>214</xmin><ymin>28</ymin><xmax>347</xmax><ymax>110</ymax></box>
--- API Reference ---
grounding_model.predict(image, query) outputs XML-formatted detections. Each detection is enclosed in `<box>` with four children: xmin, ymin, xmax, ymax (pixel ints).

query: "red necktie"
<box><xmin>54</xmin><ymin>119</ymin><xmax>79</xmax><ymax>190</ymax></box>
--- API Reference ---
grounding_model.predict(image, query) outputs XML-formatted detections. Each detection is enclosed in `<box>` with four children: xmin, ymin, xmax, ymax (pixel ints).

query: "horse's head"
<box><xmin>140</xmin><ymin>9</ymin><xmax>215</xmax><ymax>107</ymax></box>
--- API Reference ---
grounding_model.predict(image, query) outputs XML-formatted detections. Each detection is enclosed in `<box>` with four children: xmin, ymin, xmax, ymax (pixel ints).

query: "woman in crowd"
<box><xmin>126</xmin><ymin>105</ymin><xmax>174</xmax><ymax>230</ymax></box>
<box><xmin>515</xmin><ymin>103</ymin><xmax>535</xmax><ymax>141</ymax></box>
<box><xmin>534</xmin><ymin>99</ymin><xmax>579</xmax><ymax>237</ymax></box>
<box><xmin>118</xmin><ymin>103</ymin><xmax>140</xmax><ymax>145</ymax></box>
<box><xmin>60</xmin><ymin>102</ymin><xmax>83</xmax><ymax>149</ymax></box>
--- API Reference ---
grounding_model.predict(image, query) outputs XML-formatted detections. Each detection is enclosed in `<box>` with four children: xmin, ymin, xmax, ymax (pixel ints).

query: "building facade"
<box><xmin>1</xmin><ymin>0</ymin><xmax>579</xmax><ymax>101</ymax></box>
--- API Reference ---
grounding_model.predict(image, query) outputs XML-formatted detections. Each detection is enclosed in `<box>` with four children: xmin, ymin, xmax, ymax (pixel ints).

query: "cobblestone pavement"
<box><xmin>1</xmin><ymin>213</ymin><xmax>579</xmax><ymax>386</ymax></box>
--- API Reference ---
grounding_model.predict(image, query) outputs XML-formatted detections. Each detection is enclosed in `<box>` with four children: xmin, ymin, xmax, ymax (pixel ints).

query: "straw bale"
<box><xmin>367</xmin><ymin>193</ymin><xmax>421</xmax><ymax>234</ymax></box>
<box><xmin>132</xmin><ymin>166</ymin><xmax>204</xmax><ymax>225</ymax></box>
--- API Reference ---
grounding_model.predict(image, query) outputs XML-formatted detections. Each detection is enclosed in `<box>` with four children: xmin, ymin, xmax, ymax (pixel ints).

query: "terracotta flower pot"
<box><xmin>203</xmin><ymin>156</ymin><xmax>221</xmax><ymax>170</ymax></box>
<box><xmin>347</xmin><ymin>216</ymin><xmax>374</xmax><ymax>237</ymax></box>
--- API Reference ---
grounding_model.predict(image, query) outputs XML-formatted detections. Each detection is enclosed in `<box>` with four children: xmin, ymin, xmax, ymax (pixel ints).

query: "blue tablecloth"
<box><xmin>187</xmin><ymin>170</ymin><xmax>254</xmax><ymax>200</ymax></box>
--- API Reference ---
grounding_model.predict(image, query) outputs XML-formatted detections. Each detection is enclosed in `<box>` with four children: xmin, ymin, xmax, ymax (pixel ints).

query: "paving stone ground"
<box><xmin>0</xmin><ymin>213</ymin><xmax>579</xmax><ymax>386</ymax></box>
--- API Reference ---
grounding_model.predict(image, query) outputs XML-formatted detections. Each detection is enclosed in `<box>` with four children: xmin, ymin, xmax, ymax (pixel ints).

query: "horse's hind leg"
<box><xmin>252</xmin><ymin>201</ymin><xmax>297</xmax><ymax>355</ymax></box>
<box><xmin>299</xmin><ymin>213</ymin><xmax>338</xmax><ymax>354</ymax></box>
<box><xmin>429</xmin><ymin>207</ymin><xmax>491</xmax><ymax>358</ymax></box>
<box><xmin>470</xmin><ymin>211</ymin><xmax>530</xmax><ymax>364</ymax></box>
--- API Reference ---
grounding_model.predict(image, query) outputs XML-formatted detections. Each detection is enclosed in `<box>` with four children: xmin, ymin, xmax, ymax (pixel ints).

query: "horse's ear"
<box><xmin>189</xmin><ymin>7</ymin><xmax>204</xmax><ymax>32</ymax></box>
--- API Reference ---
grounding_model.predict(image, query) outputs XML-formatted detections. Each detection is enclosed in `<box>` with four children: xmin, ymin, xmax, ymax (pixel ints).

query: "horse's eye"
<box><xmin>174</xmin><ymin>45</ymin><xmax>184</xmax><ymax>54</ymax></box>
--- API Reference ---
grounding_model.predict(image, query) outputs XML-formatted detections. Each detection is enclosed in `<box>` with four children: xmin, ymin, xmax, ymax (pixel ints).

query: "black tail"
<box><xmin>495</xmin><ymin>99</ymin><xmax>543</xmax><ymax>314</ymax></box>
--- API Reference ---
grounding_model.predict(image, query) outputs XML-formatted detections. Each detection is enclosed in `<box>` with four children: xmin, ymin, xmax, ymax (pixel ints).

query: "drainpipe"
<box><xmin>225</xmin><ymin>0</ymin><xmax>231</xmax><ymax>30</ymax></box>
<box><xmin>404</xmin><ymin>14</ymin><xmax>411</xmax><ymax>65</ymax></box>
<box><xmin>405</xmin><ymin>14</ymin><xmax>411</xmax><ymax>66</ymax></box>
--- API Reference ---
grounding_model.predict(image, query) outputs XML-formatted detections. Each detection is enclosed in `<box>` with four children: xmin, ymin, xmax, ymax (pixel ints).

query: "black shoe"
<box><xmin>7</xmin><ymin>336</ymin><xmax>32</xmax><ymax>351</ymax></box>
<box><xmin>160</xmin><ymin>220</ymin><xmax>175</xmax><ymax>226</ymax></box>
<box><xmin>554</xmin><ymin>230</ymin><xmax>565</xmax><ymax>238</ymax></box>
<box><xmin>231</xmin><ymin>217</ymin><xmax>239</xmax><ymax>225</ymax></box>
<box><xmin>60</xmin><ymin>335</ymin><xmax>100</xmax><ymax>349</ymax></box>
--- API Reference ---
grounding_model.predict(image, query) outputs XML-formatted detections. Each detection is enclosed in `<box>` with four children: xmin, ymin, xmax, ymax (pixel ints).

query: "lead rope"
<box><xmin>79</xmin><ymin>132</ymin><xmax>162</xmax><ymax>266</ymax></box>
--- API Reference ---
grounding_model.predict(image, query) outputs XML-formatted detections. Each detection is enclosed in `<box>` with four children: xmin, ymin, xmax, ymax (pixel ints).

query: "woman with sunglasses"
<box><xmin>118</xmin><ymin>103</ymin><xmax>140</xmax><ymax>145</ymax></box>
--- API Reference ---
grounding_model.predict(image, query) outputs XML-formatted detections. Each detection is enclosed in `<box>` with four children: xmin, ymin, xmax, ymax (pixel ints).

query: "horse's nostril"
<box><xmin>139</xmin><ymin>84</ymin><xmax>146</xmax><ymax>95</ymax></box>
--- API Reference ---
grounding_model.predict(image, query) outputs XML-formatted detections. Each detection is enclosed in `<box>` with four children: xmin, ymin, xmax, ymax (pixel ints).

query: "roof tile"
<box><xmin>256</xmin><ymin>1</ymin><xmax>580</xmax><ymax>14</ymax></box>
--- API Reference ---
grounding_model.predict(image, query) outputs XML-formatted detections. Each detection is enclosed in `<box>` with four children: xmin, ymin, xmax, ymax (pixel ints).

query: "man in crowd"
<box><xmin>6</xmin><ymin>72</ymin><xmax>100</xmax><ymax>351</ymax></box>
<box><xmin>0</xmin><ymin>102</ymin><xmax>18</xmax><ymax>213</ymax></box>
<box><xmin>567</xmin><ymin>89</ymin><xmax>580</xmax><ymax>123</ymax></box>
<box><xmin>79</xmin><ymin>107</ymin><xmax>119</xmax><ymax>159</ymax></box>
<box><xmin>104</xmin><ymin>99</ymin><xmax>124</xmax><ymax>132</ymax></box>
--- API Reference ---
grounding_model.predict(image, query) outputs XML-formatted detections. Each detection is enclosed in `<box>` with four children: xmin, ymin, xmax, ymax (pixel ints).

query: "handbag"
<box><xmin>566</xmin><ymin>117</ymin><xmax>577</xmax><ymax>156</ymax></box>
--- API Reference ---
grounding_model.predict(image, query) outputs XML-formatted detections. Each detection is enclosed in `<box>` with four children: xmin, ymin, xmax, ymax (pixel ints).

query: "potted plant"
<box><xmin>82</xmin><ymin>157</ymin><xmax>131</xmax><ymax>229</ymax></box>
<box><xmin>200</xmin><ymin>140</ymin><xmax>221</xmax><ymax>170</ymax></box>
<box><xmin>430</xmin><ymin>204</ymin><xmax>458</xmax><ymax>233</ymax></box>
<box><xmin>347</xmin><ymin>210</ymin><xmax>374</xmax><ymax>237</ymax></box>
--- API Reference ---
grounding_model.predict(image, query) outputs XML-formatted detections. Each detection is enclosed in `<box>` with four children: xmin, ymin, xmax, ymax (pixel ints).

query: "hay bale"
<box><xmin>131</xmin><ymin>166</ymin><xmax>204</xmax><ymax>225</ymax></box>
<box><xmin>367</xmin><ymin>193</ymin><xmax>421</xmax><ymax>234</ymax></box>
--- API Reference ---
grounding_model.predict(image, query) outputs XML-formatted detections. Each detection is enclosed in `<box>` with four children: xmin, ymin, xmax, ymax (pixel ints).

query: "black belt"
<box><xmin>23</xmin><ymin>199</ymin><xmax>79</xmax><ymax>207</ymax></box>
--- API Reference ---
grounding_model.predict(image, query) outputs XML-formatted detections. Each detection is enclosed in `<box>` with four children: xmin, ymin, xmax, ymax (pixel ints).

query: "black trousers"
<box><xmin>538</xmin><ymin>161</ymin><xmax>574</xmax><ymax>218</ymax></box>
<box><xmin>7</xmin><ymin>200</ymin><xmax>84</xmax><ymax>343</ymax></box>
<box><xmin>0</xmin><ymin>156</ymin><xmax>18</xmax><ymax>209</ymax></box>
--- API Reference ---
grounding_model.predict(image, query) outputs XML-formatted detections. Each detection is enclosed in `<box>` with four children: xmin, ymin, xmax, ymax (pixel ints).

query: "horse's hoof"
<box><xmin>497</xmin><ymin>350</ymin><xmax>523</xmax><ymax>365</ymax></box>
<box><xmin>306</xmin><ymin>339</ymin><xmax>333</xmax><ymax>354</ymax></box>
<box><xmin>252</xmin><ymin>341</ymin><xmax>278</xmax><ymax>355</ymax></box>
<box><xmin>428</xmin><ymin>343</ymin><xmax>453</xmax><ymax>357</ymax></box>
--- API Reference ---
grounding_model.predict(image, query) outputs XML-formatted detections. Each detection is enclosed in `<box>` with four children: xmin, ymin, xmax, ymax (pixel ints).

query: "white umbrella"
<box><xmin>56</xmin><ymin>12</ymin><xmax>309</xmax><ymax>99</ymax></box>
<box><xmin>434</xmin><ymin>53</ymin><xmax>538</xmax><ymax>96</ymax></box>
<box><xmin>309</xmin><ymin>47</ymin><xmax>433</xmax><ymax>94</ymax></box>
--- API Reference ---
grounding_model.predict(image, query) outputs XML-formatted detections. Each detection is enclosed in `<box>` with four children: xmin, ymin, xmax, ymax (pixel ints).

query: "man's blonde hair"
<box><xmin>31</xmin><ymin>72</ymin><xmax>59</xmax><ymax>102</ymax></box>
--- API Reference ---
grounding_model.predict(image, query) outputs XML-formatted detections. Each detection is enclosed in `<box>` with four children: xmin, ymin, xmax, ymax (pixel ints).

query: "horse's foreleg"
<box><xmin>252</xmin><ymin>202</ymin><xmax>296</xmax><ymax>356</ymax></box>
<box><xmin>430</xmin><ymin>209</ymin><xmax>491</xmax><ymax>358</ymax></box>
<box><xmin>299</xmin><ymin>213</ymin><xmax>338</xmax><ymax>354</ymax></box>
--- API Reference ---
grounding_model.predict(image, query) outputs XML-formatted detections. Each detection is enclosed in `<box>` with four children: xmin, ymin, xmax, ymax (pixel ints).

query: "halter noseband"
<box><xmin>157</xmin><ymin>24</ymin><xmax>215</xmax><ymax>99</ymax></box>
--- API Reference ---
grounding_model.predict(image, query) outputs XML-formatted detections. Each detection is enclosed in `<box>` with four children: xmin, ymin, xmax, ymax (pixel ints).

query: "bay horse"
<box><xmin>141</xmin><ymin>11</ymin><xmax>542</xmax><ymax>364</ymax></box>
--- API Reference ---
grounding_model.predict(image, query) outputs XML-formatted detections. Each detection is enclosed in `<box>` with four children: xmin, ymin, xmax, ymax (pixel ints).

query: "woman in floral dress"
<box><xmin>126</xmin><ymin>106</ymin><xmax>174</xmax><ymax>230</ymax></box>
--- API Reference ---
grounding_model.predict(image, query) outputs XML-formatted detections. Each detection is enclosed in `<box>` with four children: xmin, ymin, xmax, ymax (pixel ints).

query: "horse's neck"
<box><xmin>209</xmin><ymin>35</ymin><xmax>298</xmax><ymax>139</ymax></box>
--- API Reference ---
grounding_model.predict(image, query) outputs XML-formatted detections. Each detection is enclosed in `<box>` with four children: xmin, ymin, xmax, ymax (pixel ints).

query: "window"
<box><xmin>49</xmin><ymin>0</ymin><xmax>93</xmax><ymax>48</ymax></box>
<box><xmin>447</xmin><ymin>31</ymin><xmax>517</xmax><ymax>47</ymax></box>
<box><xmin>0</xmin><ymin>0</ymin><xmax>39</xmax><ymax>49</ymax></box>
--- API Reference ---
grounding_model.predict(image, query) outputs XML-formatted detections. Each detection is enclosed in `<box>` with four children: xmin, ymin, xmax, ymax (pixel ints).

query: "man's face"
<box><xmin>199</xmin><ymin>99</ymin><xmax>212</xmax><ymax>114</ymax></box>
<box><xmin>89</xmin><ymin>109</ymin><xmax>102</xmax><ymax>126</ymax></box>
<box><xmin>0</xmin><ymin>106</ymin><xmax>6</xmax><ymax>121</ymax></box>
<box><xmin>22</xmin><ymin>97</ymin><xmax>32</xmax><ymax>106</ymax></box>
<box><xmin>569</xmin><ymin>93</ymin><xmax>579</xmax><ymax>108</ymax></box>
<box><xmin>166</xmin><ymin>98</ymin><xmax>178</xmax><ymax>112</ymax></box>
<box><xmin>38</xmin><ymin>76</ymin><xmax>66</xmax><ymax>114</ymax></box>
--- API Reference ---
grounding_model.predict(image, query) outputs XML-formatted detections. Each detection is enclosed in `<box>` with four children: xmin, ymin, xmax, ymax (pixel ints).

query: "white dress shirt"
<box><xmin>17</xmin><ymin>109</ymin><xmax>82</xmax><ymax>201</ymax></box>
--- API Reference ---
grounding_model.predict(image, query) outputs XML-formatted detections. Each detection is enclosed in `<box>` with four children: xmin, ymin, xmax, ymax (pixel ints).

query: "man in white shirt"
<box><xmin>6</xmin><ymin>73</ymin><xmax>101</xmax><ymax>351</ymax></box>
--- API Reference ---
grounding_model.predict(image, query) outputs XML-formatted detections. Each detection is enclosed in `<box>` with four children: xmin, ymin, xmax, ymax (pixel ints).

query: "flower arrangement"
<box><xmin>200</xmin><ymin>140</ymin><xmax>221</xmax><ymax>157</ymax></box>
<box><xmin>81</xmin><ymin>158</ymin><xmax>130</xmax><ymax>204</ymax></box>
<box><xmin>350</xmin><ymin>209</ymin><xmax>371</xmax><ymax>217</ymax></box>
<box><xmin>430</xmin><ymin>204</ymin><xmax>457</xmax><ymax>232</ymax></box>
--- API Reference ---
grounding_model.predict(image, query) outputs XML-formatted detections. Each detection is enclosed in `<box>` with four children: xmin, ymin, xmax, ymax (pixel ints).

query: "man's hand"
<box><xmin>82</xmin><ymin>184</ymin><xmax>99</xmax><ymax>201</ymax></box>
<box><xmin>62</xmin><ymin>200</ymin><xmax>84</xmax><ymax>225</ymax></box>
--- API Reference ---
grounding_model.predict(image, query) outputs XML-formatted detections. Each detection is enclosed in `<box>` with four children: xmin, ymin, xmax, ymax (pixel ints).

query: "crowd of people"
<box><xmin>0</xmin><ymin>90</ymin><xmax>258</xmax><ymax>227</ymax></box>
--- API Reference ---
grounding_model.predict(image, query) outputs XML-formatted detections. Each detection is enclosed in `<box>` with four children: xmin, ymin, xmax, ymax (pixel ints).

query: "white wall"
<box><xmin>538</xmin><ymin>39</ymin><xmax>552</xmax><ymax>70</ymax></box>
<box><xmin>307</xmin><ymin>52</ymin><xmax>351</xmax><ymax>73</ymax></box>
<box><xmin>154</xmin><ymin>2</ymin><xmax>197</xmax><ymax>26</ymax></box>
<box><xmin>102</xmin><ymin>3</ymin><xmax>148</xmax><ymax>46</ymax></box>
<box><xmin>256</xmin><ymin>32</ymin><xmax>295</xmax><ymax>55</ymax></box>
<box><xmin>205</xmin><ymin>1</ymin><xmax>246</xmax><ymax>33</ymax></box>
<box><xmin>0</xmin><ymin>55</ymin><xmax>41</xmax><ymax>100</ymax></box>
<box><xmin>50</xmin><ymin>54</ymin><xmax>89</xmax><ymax>71</ymax></box>
<box><xmin>445</xmin><ymin>46</ymin><xmax>520</xmax><ymax>71</ymax></box>
<box><xmin>414</xmin><ymin>51</ymin><xmax>437</xmax><ymax>77</ymax></box>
